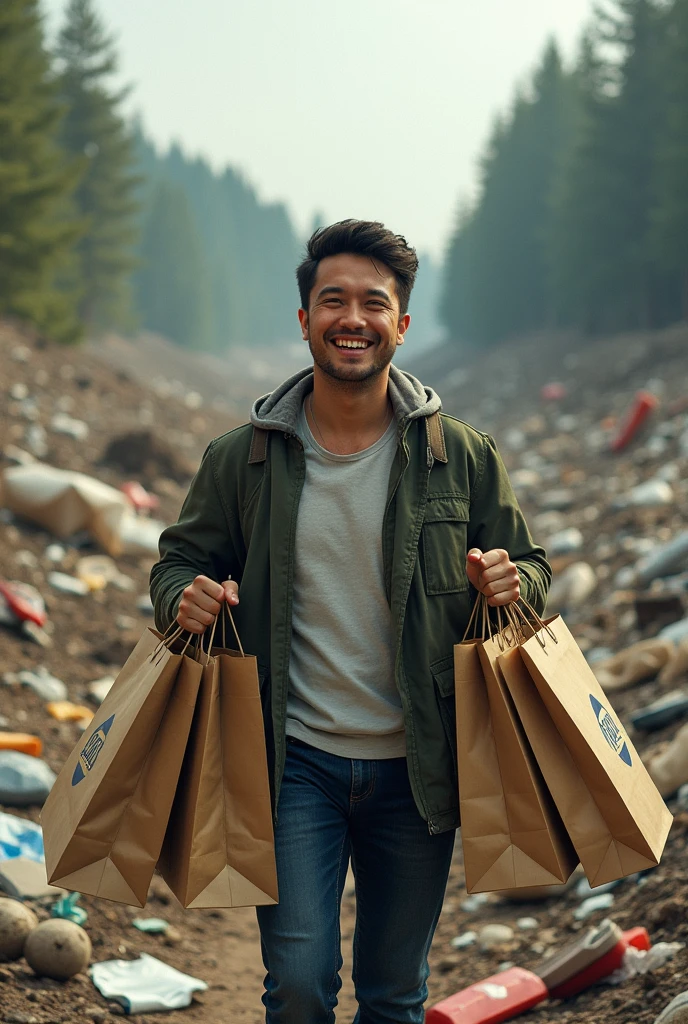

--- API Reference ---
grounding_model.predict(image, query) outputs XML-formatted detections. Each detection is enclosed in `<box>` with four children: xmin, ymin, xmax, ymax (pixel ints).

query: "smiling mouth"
<box><xmin>330</xmin><ymin>338</ymin><xmax>373</xmax><ymax>349</ymax></box>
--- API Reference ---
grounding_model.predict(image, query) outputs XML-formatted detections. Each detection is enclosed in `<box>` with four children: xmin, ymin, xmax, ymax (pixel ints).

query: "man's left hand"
<box><xmin>466</xmin><ymin>548</ymin><xmax>520</xmax><ymax>606</ymax></box>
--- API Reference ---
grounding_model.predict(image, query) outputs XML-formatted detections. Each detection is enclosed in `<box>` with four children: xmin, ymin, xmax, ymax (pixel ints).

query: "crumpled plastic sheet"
<box><xmin>90</xmin><ymin>952</ymin><xmax>208</xmax><ymax>1013</ymax></box>
<box><xmin>0</xmin><ymin>810</ymin><xmax>45</xmax><ymax>862</ymax></box>
<box><xmin>605</xmin><ymin>942</ymin><xmax>685</xmax><ymax>985</ymax></box>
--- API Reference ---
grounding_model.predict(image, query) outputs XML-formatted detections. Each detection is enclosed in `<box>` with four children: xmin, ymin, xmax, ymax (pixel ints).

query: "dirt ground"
<box><xmin>1</xmin><ymin>319</ymin><xmax>687</xmax><ymax>1023</ymax></box>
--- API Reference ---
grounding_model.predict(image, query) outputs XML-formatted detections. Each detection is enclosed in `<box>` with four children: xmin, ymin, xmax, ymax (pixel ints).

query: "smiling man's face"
<box><xmin>298</xmin><ymin>253</ymin><xmax>410</xmax><ymax>384</ymax></box>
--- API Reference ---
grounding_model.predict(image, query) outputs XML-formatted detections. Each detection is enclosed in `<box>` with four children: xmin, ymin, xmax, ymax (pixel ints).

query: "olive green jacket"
<box><xmin>150</xmin><ymin>365</ymin><xmax>551</xmax><ymax>834</ymax></box>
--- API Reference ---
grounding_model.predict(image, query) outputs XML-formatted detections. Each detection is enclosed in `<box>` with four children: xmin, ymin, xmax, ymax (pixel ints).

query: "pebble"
<box><xmin>47</xmin><ymin>571</ymin><xmax>90</xmax><ymax>596</ymax></box>
<box><xmin>517</xmin><ymin>917</ymin><xmax>539</xmax><ymax>930</ymax></box>
<box><xmin>460</xmin><ymin>893</ymin><xmax>490</xmax><ymax>913</ymax></box>
<box><xmin>479</xmin><ymin>923</ymin><xmax>515</xmax><ymax>950</ymax></box>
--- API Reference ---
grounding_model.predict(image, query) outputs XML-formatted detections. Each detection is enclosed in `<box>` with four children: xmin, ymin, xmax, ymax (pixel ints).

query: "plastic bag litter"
<box><xmin>0</xmin><ymin>810</ymin><xmax>45</xmax><ymax>862</ymax></box>
<box><xmin>0</xmin><ymin>751</ymin><xmax>57</xmax><ymax>806</ymax></box>
<box><xmin>605</xmin><ymin>942</ymin><xmax>685</xmax><ymax>985</ymax></box>
<box><xmin>90</xmin><ymin>952</ymin><xmax>207</xmax><ymax>1013</ymax></box>
<box><xmin>18</xmin><ymin>667</ymin><xmax>67</xmax><ymax>702</ymax></box>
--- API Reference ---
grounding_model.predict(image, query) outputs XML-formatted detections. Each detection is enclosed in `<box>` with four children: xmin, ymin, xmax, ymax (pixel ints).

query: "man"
<box><xmin>150</xmin><ymin>219</ymin><xmax>551</xmax><ymax>1023</ymax></box>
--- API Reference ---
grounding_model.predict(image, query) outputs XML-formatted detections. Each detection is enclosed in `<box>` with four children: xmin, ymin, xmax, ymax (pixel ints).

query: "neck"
<box><xmin>308</xmin><ymin>366</ymin><xmax>393</xmax><ymax>454</ymax></box>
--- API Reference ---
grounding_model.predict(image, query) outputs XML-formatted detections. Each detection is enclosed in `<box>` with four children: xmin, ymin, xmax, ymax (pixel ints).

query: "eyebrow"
<box><xmin>315</xmin><ymin>286</ymin><xmax>392</xmax><ymax>301</ymax></box>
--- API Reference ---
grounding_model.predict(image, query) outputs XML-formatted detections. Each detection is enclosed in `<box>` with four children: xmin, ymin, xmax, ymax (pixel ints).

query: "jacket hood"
<box><xmin>250</xmin><ymin>364</ymin><xmax>441</xmax><ymax>434</ymax></box>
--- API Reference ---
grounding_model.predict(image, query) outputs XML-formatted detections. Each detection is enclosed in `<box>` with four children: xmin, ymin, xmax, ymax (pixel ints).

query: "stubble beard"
<box><xmin>308</xmin><ymin>336</ymin><xmax>395</xmax><ymax>386</ymax></box>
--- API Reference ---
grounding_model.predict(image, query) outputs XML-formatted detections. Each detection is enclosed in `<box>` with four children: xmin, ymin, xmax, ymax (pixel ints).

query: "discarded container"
<box><xmin>425</xmin><ymin>967</ymin><xmax>547</xmax><ymax>1024</ymax></box>
<box><xmin>0</xmin><ymin>752</ymin><xmax>56</xmax><ymax>806</ymax></box>
<box><xmin>0</xmin><ymin>581</ymin><xmax>47</xmax><ymax>628</ymax></box>
<box><xmin>611</xmin><ymin>391</ymin><xmax>658</xmax><ymax>452</ymax></box>
<box><xmin>18</xmin><ymin>667</ymin><xmax>67</xmax><ymax>702</ymax></box>
<box><xmin>120</xmin><ymin>481</ymin><xmax>159</xmax><ymax>513</ymax></box>
<box><xmin>90</xmin><ymin>953</ymin><xmax>208</xmax><ymax>1013</ymax></box>
<box><xmin>0</xmin><ymin>733</ymin><xmax>43</xmax><ymax>757</ymax></box>
<box><xmin>545</xmin><ymin>925</ymin><xmax>651</xmax><ymax>1000</ymax></box>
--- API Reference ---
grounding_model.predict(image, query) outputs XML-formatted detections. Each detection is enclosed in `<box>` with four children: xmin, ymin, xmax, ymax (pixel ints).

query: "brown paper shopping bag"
<box><xmin>454</xmin><ymin>599</ymin><xmax>577</xmax><ymax>893</ymax></box>
<box><xmin>41</xmin><ymin>628</ymin><xmax>202</xmax><ymax>906</ymax></box>
<box><xmin>498</xmin><ymin>605</ymin><xmax>673</xmax><ymax>887</ymax></box>
<box><xmin>158</xmin><ymin>611</ymin><xmax>278</xmax><ymax>909</ymax></box>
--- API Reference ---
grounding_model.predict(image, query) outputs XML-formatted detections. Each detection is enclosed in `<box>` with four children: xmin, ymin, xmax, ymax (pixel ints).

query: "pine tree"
<box><xmin>549</xmin><ymin>2</ymin><xmax>668</xmax><ymax>331</ymax></box>
<box><xmin>651</xmin><ymin>0</ymin><xmax>688</xmax><ymax>317</ymax></box>
<box><xmin>134</xmin><ymin>180</ymin><xmax>213</xmax><ymax>349</ymax></box>
<box><xmin>55</xmin><ymin>0</ymin><xmax>140</xmax><ymax>332</ymax></box>
<box><xmin>0</xmin><ymin>0</ymin><xmax>82</xmax><ymax>342</ymax></box>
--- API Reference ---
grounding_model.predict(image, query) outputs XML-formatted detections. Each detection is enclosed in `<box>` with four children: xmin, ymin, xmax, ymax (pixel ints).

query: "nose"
<box><xmin>337</xmin><ymin>302</ymin><xmax>366</xmax><ymax>330</ymax></box>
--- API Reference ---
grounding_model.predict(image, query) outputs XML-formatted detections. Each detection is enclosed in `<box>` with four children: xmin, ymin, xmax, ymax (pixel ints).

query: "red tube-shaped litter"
<box><xmin>610</xmin><ymin>391</ymin><xmax>658</xmax><ymax>451</ymax></box>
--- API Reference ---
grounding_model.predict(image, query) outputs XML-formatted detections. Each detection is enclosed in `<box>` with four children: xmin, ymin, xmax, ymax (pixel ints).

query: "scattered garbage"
<box><xmin>0</xmin><ymin>579</ymin><xmax>47</xmax><ymax>627</ymax></box>
<box><xmin>594</xmin><ymin>637</ymin><xmax>674</xmax><ymax>692</ymax></box>
<box><xmin>460</xmin><ymin>893</ymin><xmax>490</xmax><ymax>913</ymax></box>
<box><xmin>87</xmin><ymin>675</ymin><xmax>116</xmax><ymax>705</ymax></box>
<box><xmin>120</xmin><ymin>480</ymin><xmax>160</xmax><ymax>513</ymax></box>
<box><xmin>0</xmin><ymin>811</ymin><xmax>45</xmax><ymax>863</ymax></box>
<box><xmin>617</xmin><ymin>479</ymin><xmax>674</xmax><ymax>510</ymax></box>
<box><xmin>50</xmin><ymin>412</ymin><xmax>89</xmax><ymax>441</ymax></box>
<box><xmin>18</xmin><ymin>666</ymin><xmax>67</xmax><ymax>702</ymax></box>
<box><xmin>0</xmin><ymin>732</ymin><xmax>43</xmax><ymax>756</ymax></box>
<box><xmin>647</xmin><ymin>720</ymin><xmax>688</xmax><ymax>797</ymax></box>
<box><xmin>576</xmin><ymin>877</ymin><xmax>621</xmax><ymax>899</ymax></box>
<box><xmin>630</xmin><ymin>691</ymin><xmax>688</xmax><ymax>731</ymax></box>
<box><xmin>610</xmin><ymin>390</ymin><xmax>658</xmax><ymax>451</ymax></box>
<box><xmin>0</xmin><ymin>857</ymin><xmax>63</xmax><ymax>900</ymax></box>
<box><xmin>132</xmin><ymin>917</ymin><xmax>169</xmax><ymax>934</ymax></box>
<box><xmin>46</xmin><ymin>701</ymin><xmax>94</xmax><ymax>727</ymax></box>
<box><xmin>90</xmin><ymin>952</ymin><xmax>208</xmax><ymax>1013</ymax></box>
<box><xmin>47</xmin><ymin>570</ymin><xmax>90</xmax><ymax>596</ymax></box>
<box><xmin>24</xmin><ymin>918</ymin><xmax>92</xmax><ymax>980</ymax></box>
<box><xmin>573</xmin><ymin>893</ymin><xmax>616</xmax><ymax>920</ymax></box>
<box><xmin>450</xmin><ymin>931</ymin><xmax>477</xmax><ymax>949</ymax></box>
<box><xmin>546</xmin><ymin>562</ymin><xmax>597</xmax><ymax>613</ymax></box>
<box><xmin>635</xmin><ymin>533</ymin><xmax>688</xmax><ymax>589</ymax></box>
<box><xmin>547</xmin><ymin>527</ymin><xmax>584</xmax><ymax>557</ymax></box>
<box><xmin>0</xmin><ymin>896</ymin><xmax>39</xmax><ymax>959</ymax></box>
<box><xmin>517</xmin><ymin>917</ymin><xmax>539</xmax><ymax>931</ymax></box>
<box><xmin>76</xmin><ymin>554</ymin><xmax>123</xmax><ymax>591</ymax></box>
<box><xmin>0</xmin><ymin>751</ymin><xmax>57</xmax><ymax>806</ymax></box>
<box><xmin>605</xmin><ymin>941</ymin><xmax>685</xmax><ymax>985</ymax></box>
<box><xmin>426</xmin><ymin>966</ymin><xmax>547</xmax><ymax>1024</ymax></box>
<box><xmin>52</xmin><ymin>892</ymin><xmax>88</xmax><ymax>926</ymax></box>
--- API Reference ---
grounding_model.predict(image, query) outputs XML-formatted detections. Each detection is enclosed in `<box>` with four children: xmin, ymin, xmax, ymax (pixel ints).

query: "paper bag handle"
<box><xmin>221</xmin><ymin>601</ymin><xmax>245</xmax><ymax>657</ymax></box>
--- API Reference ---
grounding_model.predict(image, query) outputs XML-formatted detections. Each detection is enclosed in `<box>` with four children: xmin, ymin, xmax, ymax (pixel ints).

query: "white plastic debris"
<box><xmin>0</xmin><ymin>811</ymin><xmax>45</xmax><ymax>863</ymax></box>
<box><xmin>479</xmin><ymin>924</ymin><xmax>514</xmax><ymax>950</ymax></box>
<box><xmin>517</xmin><ymin>917</ymin><xmax>539</xmax><ymax>931</ymax></box>
<box><xmin>573</xmin><ymin>893</ymin><xmax>615</xmax><ymax>919</ymax></box>
<box><xmin>460</xmin><ymin>893</ymin><xmax>490</xmax><ymax>913</ymax></box>
<box><xmin>50</xmin><ymin>413</ymin><xmax>89</xmax><ymax>441</ymax></box>
<box><xmin>450</xmin><ymin>931</ymin><xmax>477</xmax><ymax>949</ymax></box>
<box><xmin>90</xmin><ymin>952</ymin><xmax>207</xmax><ymax>1013</ymax></box>
<box><xmin>576</xmin><ymin>877</ymin><xmax>620</xmax><ymax>899</ymax></box>
<box><xmin>88</xmin><ymin>676</ymin><xmax>116</xmax><ymax>705</ymax></box>
<box><xmin>605</xmin><ymin>942</ymin><xmax>685</xmax><ymax>985</ymax></box>
<box><xmin>18</xmin><ymin>667</ymin><xmax>67</xmax><ymax>702</ymax></box>
<box><xmin>0</xmin><ymin>752</ymin><xmax>56</xmax><ymax>807</ymax></box>
<box><xmin>47</xmin><ymin>571</ymin><xmax>89</xmax><ymax>596</ymax></box>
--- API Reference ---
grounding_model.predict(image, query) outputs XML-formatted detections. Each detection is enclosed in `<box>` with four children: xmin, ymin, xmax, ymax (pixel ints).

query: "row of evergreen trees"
<box><xmin>0</xmin><ymin>0</ymin><xmax>301</xmax><ymax>346</ymax></box>
<box><xmin>441</xmin><ymin>0</ymin><xmax>688</xmax><ymax>347</ymax></box>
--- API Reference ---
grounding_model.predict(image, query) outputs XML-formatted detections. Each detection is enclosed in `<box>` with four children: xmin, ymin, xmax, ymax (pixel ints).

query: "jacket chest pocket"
<box><xmin>420</xmin><ymin>495</ymin><xmax>470</xmax><ymax>595</ymax></box>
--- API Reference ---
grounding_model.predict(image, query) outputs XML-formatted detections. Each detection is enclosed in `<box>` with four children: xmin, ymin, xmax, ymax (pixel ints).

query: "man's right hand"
<box><xmin>176</xmin><ymin>575</ymin><xmax>239</xmax><ymax>634</ymax></box>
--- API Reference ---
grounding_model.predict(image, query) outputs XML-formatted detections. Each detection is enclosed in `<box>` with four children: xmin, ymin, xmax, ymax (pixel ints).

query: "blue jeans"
<box><xmin>256</xmin><ymin>738</ymin><xmax>455</xmax><ymax>1024</ymax></box>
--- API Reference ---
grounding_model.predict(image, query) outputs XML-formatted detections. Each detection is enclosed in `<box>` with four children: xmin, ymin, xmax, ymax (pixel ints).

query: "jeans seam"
<box><xmin>351</xmin><ymin>760</ymin><xmax>376</xmax><ymax>804</ymax></box>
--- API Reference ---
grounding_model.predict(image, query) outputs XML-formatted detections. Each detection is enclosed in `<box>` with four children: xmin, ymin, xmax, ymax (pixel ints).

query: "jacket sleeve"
<box><xmin>149</xmin><ymin>441</ymin><xmax>241</xmax><ymax>632</ymax></box>
<box><xmin>468</xmin><ymin>433</ymin><xmax>551</xmax><ymax>615</ymax></box>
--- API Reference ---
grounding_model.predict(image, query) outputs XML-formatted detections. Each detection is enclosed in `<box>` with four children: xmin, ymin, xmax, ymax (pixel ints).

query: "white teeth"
<box><xmin>334</xmin><ymin>340</ymin><xmax>368</xmax><ymax>348</ymax></box>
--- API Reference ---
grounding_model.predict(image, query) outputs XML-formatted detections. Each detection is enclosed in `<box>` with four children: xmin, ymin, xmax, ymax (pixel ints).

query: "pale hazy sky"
<box><xmin>44</xmin><ymin>0</ymin><xmax>595</xmax><ymax>259</ymax></box>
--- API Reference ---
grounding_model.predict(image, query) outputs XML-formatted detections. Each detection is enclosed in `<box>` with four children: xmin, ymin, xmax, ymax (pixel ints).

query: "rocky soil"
<box><xmin>0</xmin><ymin>319</ymin><xmax>687</xmax><ymax>1023</ymax></box>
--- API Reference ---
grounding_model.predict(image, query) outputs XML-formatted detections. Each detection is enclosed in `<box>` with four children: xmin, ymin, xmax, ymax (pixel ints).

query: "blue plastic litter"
<box><xmin>52</xmin><ymin>891</ymin><xmax>88</xmax><ymax>926</ymax></box>
<box><xmin>0</xmin><ymin>810</ymin><xmax>45</xmax><ymax>863</ymax></box>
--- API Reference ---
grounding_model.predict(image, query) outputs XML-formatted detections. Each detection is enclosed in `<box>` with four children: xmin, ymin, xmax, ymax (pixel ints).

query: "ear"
<box><xmin>298</xmin><ymin>308</ymin><xmax>309</xmax><ymax>340</ymax></box>
<box><xmin>396</xmin><ymin>313</ymin><xmax>411</xmax><ymax>346</ymax></box>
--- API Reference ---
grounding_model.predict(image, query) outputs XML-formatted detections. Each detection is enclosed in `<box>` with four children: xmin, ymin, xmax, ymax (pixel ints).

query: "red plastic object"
<box><xmin>541</xmin><ymin>382</ymin><xmax>566</xmax><ymax>402</ymax></box>
<box><xmin>425</xmin><ymin>967</ymin><xmax>547</xmax><ymax>1024</ymax></box>
<box><xmin>549</xmin><ymin>927</ymin><xmax>651</xmax><ymax>1000</ymax></box>
<box><xmin>0</xmin><ymin>581</ymin><xmax>47</xmax><ymax>627</ymax></box>
<box><xmin>120</xmin><ymin>480</ymin><xmax>159</xmax><ymax>512</ymax></box>
<box><xmin>610</xmin><ymin>390</ymin><xmax>658</xmax><ymax>452</ymax></box>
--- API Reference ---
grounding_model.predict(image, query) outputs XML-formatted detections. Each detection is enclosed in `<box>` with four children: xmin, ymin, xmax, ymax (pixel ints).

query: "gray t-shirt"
<box><xmin>286</xmin><ymin>398</ymin><xmax>406</xmax><ymax>759</ymax></box>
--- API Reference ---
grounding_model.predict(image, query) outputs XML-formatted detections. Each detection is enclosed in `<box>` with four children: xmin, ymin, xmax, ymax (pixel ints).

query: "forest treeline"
<box><xmin>0</xmin><ymin>0</ymin><xmax>300</xmax><ymax>346</ymax></box>
<box><xmin>441</xmin><ymin>0</ymin><xmax>688</xmax><ymax>347</ymax></box>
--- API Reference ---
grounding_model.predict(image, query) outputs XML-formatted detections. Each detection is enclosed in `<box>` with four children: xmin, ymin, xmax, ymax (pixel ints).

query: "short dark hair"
<box><xmin>296</xmin><ymin>219</ymin><xmax>419</xmax><ymax>316</ymax></box>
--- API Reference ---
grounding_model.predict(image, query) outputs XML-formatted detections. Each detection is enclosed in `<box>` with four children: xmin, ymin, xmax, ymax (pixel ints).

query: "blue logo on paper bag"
<box><xmin>71</xmin><ymin>715</ymin><xmax>115</xmax><ymax>785</ymax></box>
<box><xmin>589</xmin><ymin>696</ymin><xmax>632</xmax><ymax>766</ymax></box>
